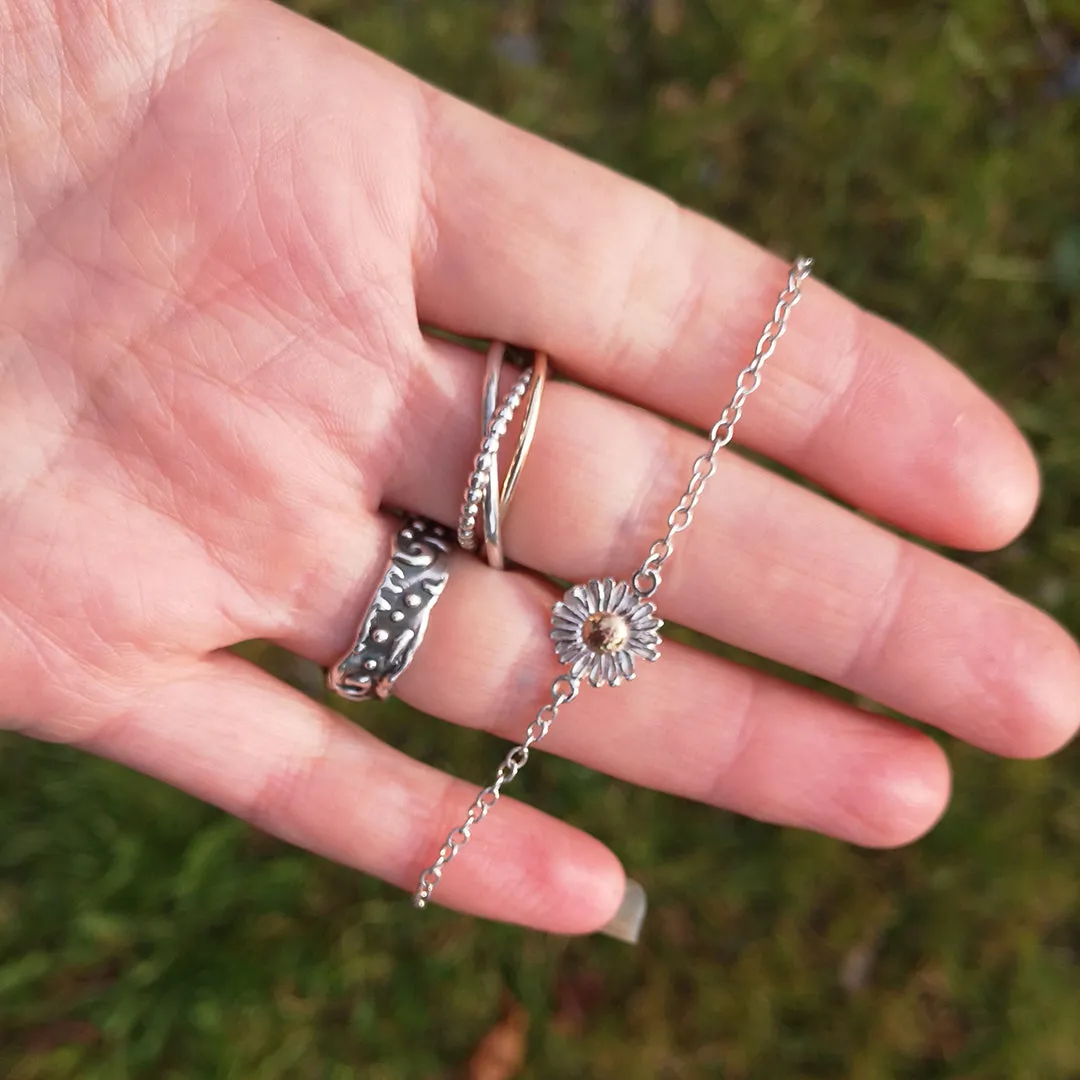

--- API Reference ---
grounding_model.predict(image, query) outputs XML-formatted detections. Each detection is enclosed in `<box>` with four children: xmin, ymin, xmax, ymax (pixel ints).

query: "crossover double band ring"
<box><xmin>459</xmin><ymin>343</ymin><xmax>549</xmax><ymax>568</ymax></box>
<box><xmin>326</xmin><ymin>517</ymin><xmax>451</xmax><ymax>701</ymax></box>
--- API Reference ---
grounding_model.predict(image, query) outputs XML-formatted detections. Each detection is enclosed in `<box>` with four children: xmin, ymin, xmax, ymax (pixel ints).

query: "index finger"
<box><xmin>409</xmin><ymin>84</ymin><xmax>1038</xmax><ymax>552</ymax></box>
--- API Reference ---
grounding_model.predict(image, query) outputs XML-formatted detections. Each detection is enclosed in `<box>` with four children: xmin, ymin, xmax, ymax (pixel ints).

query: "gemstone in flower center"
<box><xmin>583</xmin><ymin>612</ymin><xmax>630</xmax><ymax>653</ymax></box>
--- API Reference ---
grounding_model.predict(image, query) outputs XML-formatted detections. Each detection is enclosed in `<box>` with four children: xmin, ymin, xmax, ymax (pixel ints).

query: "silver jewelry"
<box><xmin>326</xmin><ymin>517</ymin><xmax>451</xmax><ymax>702</ymax></box>
<box><xmin>479</xmin><ymin>346</ymin><xmax>548</xmax><ymax>570</ymax></box>
<box><xmin>458</xmin><ymin>359</ymin><xmax>533</xmax><ymax>553</ymax></box>
<box><xmin>552</xmin><ymin>578</ymin><xmax>662</xmax><ymax>687</ymax></box>
<box><xmin>458</xmin><ymin>346</ymin><xmax>548</xmax><ymax>566</ymax></box>
<box><xmin>413</xmin><ymin>256</ymin><xmax>814</xmax><ymax>908</ymax></box>
<box><xmin>493</xmin><ymin>348</ymin><xmax>548</xmax><ymax>523</ymax></box>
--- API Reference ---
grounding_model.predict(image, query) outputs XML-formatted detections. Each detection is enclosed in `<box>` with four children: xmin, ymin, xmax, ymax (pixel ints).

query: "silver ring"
<box><xmin>479</xmin><ymin>343</ymin><xmax>507</xmax><ymax>568</ymax></box>
<box><xmin>482</xmin><ymin>346</ymin><xmax>548</xmax><ymax>569</ymax></box>
<box><xmin>459</xmin><ymin>343</ymin><xmax>548</xmax><ymax>568</ymax></box>
<box><xmin>326</xmin><ymin>517</ymin><xmax>451</xmax><ymax>701</ymax></box>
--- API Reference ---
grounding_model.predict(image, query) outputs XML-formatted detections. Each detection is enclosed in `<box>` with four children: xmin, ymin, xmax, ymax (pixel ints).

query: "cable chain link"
<box><xmin>413</xmin><ymin>256</ymin><xmax>813</xmax><ymax>907</ymax></box>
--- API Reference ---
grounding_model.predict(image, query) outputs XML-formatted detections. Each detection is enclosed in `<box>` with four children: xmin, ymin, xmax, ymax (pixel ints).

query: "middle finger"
<box><xmin>386</xmin><ymin>338</ymin><xmax>1079</xmax><ymax>761</ymax></box>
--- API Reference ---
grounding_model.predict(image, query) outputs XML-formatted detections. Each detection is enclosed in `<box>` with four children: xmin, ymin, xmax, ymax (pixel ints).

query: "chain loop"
<box><xmin>667</xmin><ymin>505</ymin><xmax>692</xmax><ymax>533</ymax></box>
<box><xmin>633</xmin><ymin>256</ymin><xmax>812</xmax><ymax>590</ymax></box>
<box><xmin>687</xmin><ymin>463</ymin><xmax>712</xmax><ymax>495</ymax></box>
<box><xmin>551</xmin><ymin>674</ymin><xmax>579</xmax><ymax>704</ymax></box>
<box><xmin>505</xmin><ymin>745</ymin><xmax>530</xmax><ymax>771</ymax></box>
<box><xmin>631</xmin><ymin>568</ymin><xmax>659</xmax><ymax>597</ymax></box>
<box><xmin>735</xmin><ymin>369</ymin><xmax>761</xmax><ymax>395</ymax></box>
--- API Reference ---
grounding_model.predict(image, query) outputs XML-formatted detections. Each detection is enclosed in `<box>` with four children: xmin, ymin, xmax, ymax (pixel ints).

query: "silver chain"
<box><xmin>413</xmin><ymin>673</ymin><xmax>580</xmax><ymax>907</ymax></box>
<box><xmin>413</xmin><ymin>256</ymin><xmax>813</xmax><ymax>908</ymax></box>
<box><xmin>633</xmin><ymin>255</ymin><xmax>813</xmax><ymax>598</ymax></box>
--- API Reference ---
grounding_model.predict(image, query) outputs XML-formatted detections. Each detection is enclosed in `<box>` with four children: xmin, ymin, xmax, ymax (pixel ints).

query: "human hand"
<box><xmin>3</xmin><ymin>0</ymin><xmax>1077</xmax><ymax>934</ymax></box>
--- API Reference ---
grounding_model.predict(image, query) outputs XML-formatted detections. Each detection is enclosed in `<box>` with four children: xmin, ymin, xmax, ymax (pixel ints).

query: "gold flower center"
<box><xmin>583</xmin><ymin>612</ymin><xmax>629</xmax><ymax>653</ymax></box>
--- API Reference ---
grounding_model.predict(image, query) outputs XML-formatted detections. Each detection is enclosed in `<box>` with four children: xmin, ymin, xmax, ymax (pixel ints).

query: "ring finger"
<box><xmin>279</xmin><ymin>510</ymin><xmax>951</xmax><ymax>850</ymax></box>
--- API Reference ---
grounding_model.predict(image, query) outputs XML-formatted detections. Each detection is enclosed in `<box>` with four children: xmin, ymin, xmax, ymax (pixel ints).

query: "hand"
<box><xmin>2</xmin><ymin>0</ymin><xmax>1077</xmax><ymax>934</ymax></box>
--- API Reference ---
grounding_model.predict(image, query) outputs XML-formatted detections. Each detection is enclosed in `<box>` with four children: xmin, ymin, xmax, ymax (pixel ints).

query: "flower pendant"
<box><xmin>551</xmin><ymin>578</ymin><xmax>663</xmax><ymax>688</ymax></box>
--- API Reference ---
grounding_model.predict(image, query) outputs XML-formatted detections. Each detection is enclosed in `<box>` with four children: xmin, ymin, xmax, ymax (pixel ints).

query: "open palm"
<box><xmin>3</xmin><ymin>0</ymin><xmax>1077</xmax><ymax>933</ymax></box>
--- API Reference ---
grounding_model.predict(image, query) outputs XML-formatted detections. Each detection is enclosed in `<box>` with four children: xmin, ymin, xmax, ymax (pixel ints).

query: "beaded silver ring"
<box><xmin>459</xmin><ymin>343</ymin><xmax>549</xmax><ymax>569</ymax></box>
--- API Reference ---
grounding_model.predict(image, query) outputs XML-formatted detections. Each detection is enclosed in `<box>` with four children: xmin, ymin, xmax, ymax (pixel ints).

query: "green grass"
<box><xmin>3</xmin><ymin>1</ymin><xmax>1080</xmax><ymax>1076</ymax></box>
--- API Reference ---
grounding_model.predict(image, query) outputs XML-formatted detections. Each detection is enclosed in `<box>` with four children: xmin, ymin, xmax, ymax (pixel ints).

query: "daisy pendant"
<box><xmin>551</xmin><ymin>578</ymin><xmax>663</xmax><ymax>688</ymax></box>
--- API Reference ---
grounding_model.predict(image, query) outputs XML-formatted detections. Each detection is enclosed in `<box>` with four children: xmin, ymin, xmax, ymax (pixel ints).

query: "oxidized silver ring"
<box><xmin>326</xmin><ymin>517</ymin><xmax>451</xmax><ymax>701</ymax></box>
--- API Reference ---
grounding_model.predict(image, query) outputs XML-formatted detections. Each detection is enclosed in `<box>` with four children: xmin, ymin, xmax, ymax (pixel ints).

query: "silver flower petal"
<box><xmin>608</xmin><ymin>580</ymin><xmax>628</xmax><ymax>612</ymax></box>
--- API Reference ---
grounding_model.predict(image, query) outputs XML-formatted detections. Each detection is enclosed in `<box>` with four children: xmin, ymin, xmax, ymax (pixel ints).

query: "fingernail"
<box><xmin>597</xmin><ymin>878</ymin><xmax>647</xmax><ymax>944</ymax></box>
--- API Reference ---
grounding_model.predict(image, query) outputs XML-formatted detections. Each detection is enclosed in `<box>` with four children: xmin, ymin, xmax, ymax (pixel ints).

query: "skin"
<box><xmin>1</xmin><ymin>0</ymin><xmax>1078</xmax><ymax>935</ymax></box>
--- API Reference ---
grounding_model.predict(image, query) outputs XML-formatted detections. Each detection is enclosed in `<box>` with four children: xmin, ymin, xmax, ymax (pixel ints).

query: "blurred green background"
<box><xmin>3</xmin><ymin>1</ymin><xmax>1080</xmax><ymax>1077</ymax></box>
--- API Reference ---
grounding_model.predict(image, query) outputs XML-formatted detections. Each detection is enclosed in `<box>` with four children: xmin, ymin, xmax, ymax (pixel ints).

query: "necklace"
<box><xmin>414</xmin><ymin>257</ymin><xmax>815</xmax><ymax>908</ymax></box>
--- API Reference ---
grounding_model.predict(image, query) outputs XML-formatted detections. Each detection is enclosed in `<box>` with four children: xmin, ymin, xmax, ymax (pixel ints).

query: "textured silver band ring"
<box><xmin>326</xmin><ymin>517</ymin><xmax>451</xmax><ymax>701</ymax></box>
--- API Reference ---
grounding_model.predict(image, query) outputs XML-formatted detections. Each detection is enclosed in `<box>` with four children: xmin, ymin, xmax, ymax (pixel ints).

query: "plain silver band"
<box><xmin>481</xmin><ymin>343</ymin><xmax>506</xmax><ymax>569</ymax></box>
<box><xmin>326</xmin><ymin>517</ymin><xmax>451</xmax><ymax>701</ymax></box>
